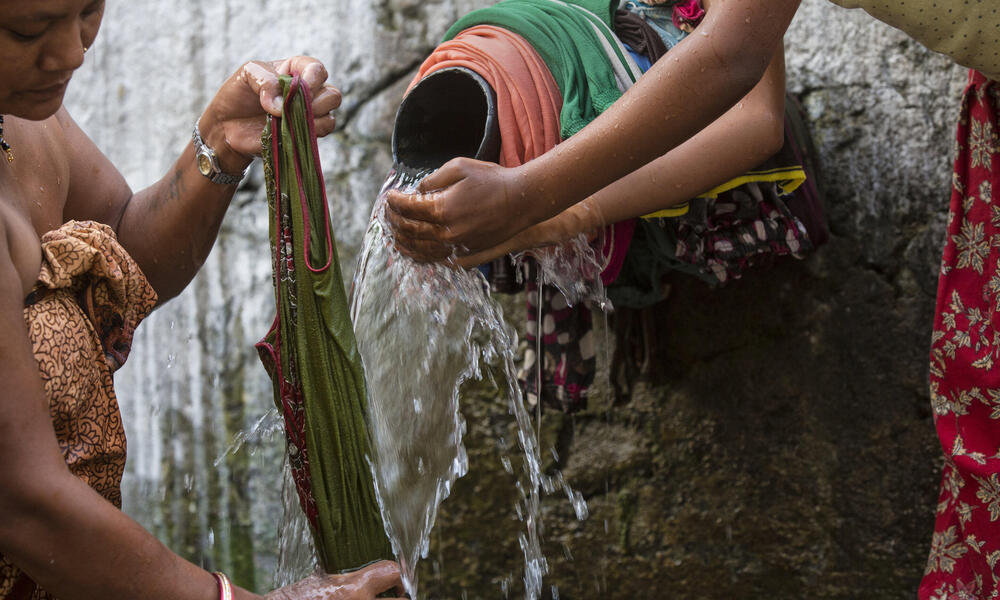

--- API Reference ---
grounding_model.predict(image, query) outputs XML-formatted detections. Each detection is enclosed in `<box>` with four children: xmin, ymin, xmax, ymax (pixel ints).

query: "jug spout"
<box><xmin>391</xmin><ymin>67</ymin><xmax>501</xmax><ymax>173</ymax></box>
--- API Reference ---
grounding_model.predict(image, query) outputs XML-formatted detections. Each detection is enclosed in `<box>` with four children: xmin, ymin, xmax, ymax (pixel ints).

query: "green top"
<box><xmin>828</xmin><ymin>0</ymin><xmax>1000</xmax><ymax>80</ymax></box>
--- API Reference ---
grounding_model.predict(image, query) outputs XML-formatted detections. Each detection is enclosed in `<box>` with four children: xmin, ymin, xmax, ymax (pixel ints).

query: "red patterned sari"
<box><xmin>921</xmin><ymin>71</ymin><xmax>1000</xmax><ymax>600</ymax></box>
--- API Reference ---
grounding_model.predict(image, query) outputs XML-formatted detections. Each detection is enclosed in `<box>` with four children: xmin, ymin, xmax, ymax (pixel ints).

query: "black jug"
<box><xmin>391</xmin><ymin>66</ymin><xmax>501</xmax><ymax>171</ymax></box>
<box><xmin>391</xmin><ymin>66</ymin><xmax>522</xmax><ymax>293</ymax></box>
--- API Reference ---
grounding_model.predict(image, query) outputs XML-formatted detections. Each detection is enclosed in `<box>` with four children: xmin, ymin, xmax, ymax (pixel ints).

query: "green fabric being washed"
<box><xmin>259</xmin><ymin>75</ymin><xmax>392</xmax><ymax>572</ymax></box>
<box><xmin>444</xmin><ymin>0</ymin><xmax>626</xmax><ymax>139</ymax></box>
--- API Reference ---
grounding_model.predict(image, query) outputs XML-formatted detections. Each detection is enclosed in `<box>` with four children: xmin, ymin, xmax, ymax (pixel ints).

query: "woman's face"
<box><xmin>0</xmin><ymin>0</ymin><xmax>104</xmax><ymax>120</ymax></box>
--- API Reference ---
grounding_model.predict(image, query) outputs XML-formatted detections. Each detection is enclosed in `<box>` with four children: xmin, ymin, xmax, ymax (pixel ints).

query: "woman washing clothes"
<box><xmin>0</xmin><ymin>1</ymin><xmax>403</xmax><ymax>599</ymax></box>
<box><xmin>386</xmin><ymin>0</ymin><xmax>1000</xmax><ymax>596</ymax></box>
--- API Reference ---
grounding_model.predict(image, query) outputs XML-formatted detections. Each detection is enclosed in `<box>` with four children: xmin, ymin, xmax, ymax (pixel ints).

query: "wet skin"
<box><xmin>0</xmin><ymin>1</ymin><xmax>402</xmax><ymax>599</ymax></box>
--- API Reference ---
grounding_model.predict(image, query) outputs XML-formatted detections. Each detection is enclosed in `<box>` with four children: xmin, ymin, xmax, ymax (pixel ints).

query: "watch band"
<box><xmin>192</xmin><ymin>119</ymin><xmax>246</xmax><ymax>186</ymax></box>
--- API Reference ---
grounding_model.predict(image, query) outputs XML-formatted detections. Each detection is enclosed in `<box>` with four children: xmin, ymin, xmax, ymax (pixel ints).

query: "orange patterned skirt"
<box><xmin>0</xmin><ymin>221</ymin><xmax>156</xmax><ymax>600</ymax></box>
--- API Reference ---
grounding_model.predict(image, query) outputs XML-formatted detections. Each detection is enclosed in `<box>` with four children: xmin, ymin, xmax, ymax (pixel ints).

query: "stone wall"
<box><xmin>63</xmin><ymin>0</ymin><xmax>967</xmax><ymax>596</ymax></box>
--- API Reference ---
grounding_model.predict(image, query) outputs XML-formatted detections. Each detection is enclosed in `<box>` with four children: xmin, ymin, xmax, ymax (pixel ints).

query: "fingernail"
<box><xmin>273</xmin><ymin>96</ymin><xmax>283</xmax><ymax>113</ymax></box>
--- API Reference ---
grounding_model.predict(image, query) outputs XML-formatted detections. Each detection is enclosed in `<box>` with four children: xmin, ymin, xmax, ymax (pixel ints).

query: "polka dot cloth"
<box><xmin>828</xmin><ymin>0</ymin><xmax>1000</xmax><ymax>80</ymax></box>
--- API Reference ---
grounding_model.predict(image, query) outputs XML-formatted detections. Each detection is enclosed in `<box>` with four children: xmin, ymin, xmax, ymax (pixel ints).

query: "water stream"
<box><xmin>351</xmin><ymin>167</ymin><xmax>599</xmax><ymax>599</ymax></box>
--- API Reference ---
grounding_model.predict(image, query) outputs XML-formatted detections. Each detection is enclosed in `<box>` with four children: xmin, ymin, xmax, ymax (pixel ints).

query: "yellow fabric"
<box><xmin>827</xmin><ymin>0</ymin><xmax>1000</xmax><ymax>80</ymax></box>
<box><xmin>642</xmin><ymin>201</ymin><xmax>690</xmax><ymax>219</ymax></box>
<box><xmin>640</xmin><ymin>166</ymin><xmax>807</xmax><ymax>219</ymax></box>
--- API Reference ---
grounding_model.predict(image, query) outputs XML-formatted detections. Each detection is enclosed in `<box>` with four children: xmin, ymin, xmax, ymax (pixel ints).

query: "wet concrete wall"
<box><xmin>63</xmin><ymin>0</ymin><xmax>966</xmax><ymax>596</ymax></box>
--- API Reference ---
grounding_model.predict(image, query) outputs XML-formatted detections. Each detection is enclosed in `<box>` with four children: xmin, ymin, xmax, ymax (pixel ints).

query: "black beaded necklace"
<box><xmin>0</xmin><ymin>115</ymin><xmax>11</xmax><ymax>163</ymax></box>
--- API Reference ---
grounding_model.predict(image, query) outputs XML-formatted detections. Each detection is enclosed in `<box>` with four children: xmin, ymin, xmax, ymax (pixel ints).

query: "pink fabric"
<box><xmin>600</xmin><ymin>218</ymin><xmax>637</xmax><ymax>285</ymax></box>
<box><xmin>672</xmin><ymin>0</ymin><xmax>705</xmax><ymax>30</ymax></box>
<box><xmin>408</xmin><ymin>25</ymin><xmax>562</xmax><ymax>169</ymax></box>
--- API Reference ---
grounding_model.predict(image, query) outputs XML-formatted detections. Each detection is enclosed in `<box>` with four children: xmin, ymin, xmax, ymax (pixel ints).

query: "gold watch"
<box><xmin>192</xmin><ymin>119</ymin><xmax>246</xmax><ymax>186</ymax></box>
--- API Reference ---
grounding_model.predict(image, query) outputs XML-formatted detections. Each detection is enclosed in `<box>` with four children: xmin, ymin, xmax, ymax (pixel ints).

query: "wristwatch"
<box><xmin>192</xmin><ymin>119</ymin><xmax>246</xmax><ymax>186</ymax></box>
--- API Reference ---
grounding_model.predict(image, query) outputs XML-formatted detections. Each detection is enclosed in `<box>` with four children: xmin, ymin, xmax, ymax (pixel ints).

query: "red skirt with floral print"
<box><xmin>920</xmin><ymin>70</ymin><xmax>1000</xmax><ymax>600</ymax></box>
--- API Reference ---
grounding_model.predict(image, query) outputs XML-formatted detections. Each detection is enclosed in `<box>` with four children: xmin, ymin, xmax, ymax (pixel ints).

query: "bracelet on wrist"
<box><xmin>212</xmin><ymin>571</ymin><xmax>234</xmax><ymax>600</ymax></box>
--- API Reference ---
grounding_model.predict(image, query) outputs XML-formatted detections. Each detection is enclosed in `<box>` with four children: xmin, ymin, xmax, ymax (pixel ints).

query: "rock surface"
<box><xmin>63</xmin><ymin>0</ymin><xmax>967</xmax><ymax>596</ymax></box>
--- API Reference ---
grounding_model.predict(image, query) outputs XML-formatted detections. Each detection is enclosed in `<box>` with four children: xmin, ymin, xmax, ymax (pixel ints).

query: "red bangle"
<box><xmin>212</xmin><ymin>571</ymin><xmax>233</xmax><ymax>600</ymax></box>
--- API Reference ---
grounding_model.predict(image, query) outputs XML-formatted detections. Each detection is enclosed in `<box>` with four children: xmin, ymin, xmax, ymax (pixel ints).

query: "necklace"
<box><xmin>0</xmin><ymin>115</ymin><xmax>12</xmax><ymax>163</ymax></box>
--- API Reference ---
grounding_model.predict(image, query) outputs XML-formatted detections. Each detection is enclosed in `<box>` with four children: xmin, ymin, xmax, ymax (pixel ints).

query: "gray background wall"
<box><xmin>63</xmin><ymin>0</ymin><xmax>967</xmax><ymax>597</ymax></box>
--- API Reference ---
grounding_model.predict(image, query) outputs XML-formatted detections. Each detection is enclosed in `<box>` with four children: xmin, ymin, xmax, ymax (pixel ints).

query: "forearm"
<box><xmin>1</xmin><ymin>469</ymin><xmax>262</xmax><ymax>600</ymax></box>
<box><xmin>515</xmin><ymin>0</ymin><xmax>797</xmax><ymax>225</ymax></box>
<box><xmin>0</xmin><ymin>286</ymin><xmax>260</xmax><ymax>600</ymax></box>
<box><xmin>478</xmin><ymin>98</ymin><xmax>784</xmax><ymax>263</ymax></box>
<box><xmin>116</xmin><ymin>134</ymin><xmax>248</xmax><ymax>304</ymax></box>
<box><xmin>587</xmin><ymin>96</ymin><xmax>784</xmax><ymax>226</ymax></box>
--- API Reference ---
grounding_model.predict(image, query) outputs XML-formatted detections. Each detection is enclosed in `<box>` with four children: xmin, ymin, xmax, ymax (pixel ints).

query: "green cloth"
<box><xmin>258</xmin><ymin>75</ymin><xmax>392</xmax><ymax>572</ymax></box>
<box><xmin>444</xmin><ymin>0</ymin><xmax>628</xmax><ymax>138</ymax></box>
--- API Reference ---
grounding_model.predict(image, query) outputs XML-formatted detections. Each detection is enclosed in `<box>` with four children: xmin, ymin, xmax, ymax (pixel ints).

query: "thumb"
<box><xmin>241</xmin><ymin>61</ymin><xmax>284</xmax><ymax>116</ymax></box>
<box><xmin>418</xmin><ymin>157</ymin><xmax>475</xmax><ymax>192</ymax></box>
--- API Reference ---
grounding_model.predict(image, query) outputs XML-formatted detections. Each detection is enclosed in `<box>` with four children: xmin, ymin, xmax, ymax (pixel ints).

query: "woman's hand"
<box><xmin>385</xmin><ymin>158</ymin><xmax>538</xmax><ymax>263</ymax></box>
<box><xmin>265</xmin><ymin>561</ymin><xmax>405</xmax><ymax>600</ymax></box>
<box><xmin>451</xmin><ymin>198</ymin><xmax>606</xmax><ymax>268</ymax></box>
<box><xmin>199</xmin><ymin>56</ymin><xmax>342</xmax><ymax>174</ymax></box>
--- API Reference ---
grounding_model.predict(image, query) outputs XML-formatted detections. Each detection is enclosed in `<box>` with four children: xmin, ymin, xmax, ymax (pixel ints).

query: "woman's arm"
<box><xmin>385</xmin><ymin>0</ymin><xmax>801</xmax><ymax>261</ymax></box>
<box><xmin>0</xmin><ymin>222</ymin><xmax>243</xmax><ymax>600</ymax></box>
<box><xmin>0</xmin><ymin>230</ymin><xmax>403</xmax><ymax>600</ymax></box>
<box><xmin>62</xmin><ymin>58</ymin><xmax>341</xmax><ymax>304</ymax></box>
<box><xmin>453</xmin><ymin>44</ymin><xmax>788</xmax><ymax>267</ymax></box>
<box><xmin>0</xmin><ymin>242</ymin><xmax>402</xmax><ymax>600</ymax></box>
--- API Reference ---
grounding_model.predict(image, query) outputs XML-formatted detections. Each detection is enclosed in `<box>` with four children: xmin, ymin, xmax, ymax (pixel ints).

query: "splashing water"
<box><xmin>351</xmin><ymin>167</ymin><xmax>595</xmax><ymax>599</ymax></box>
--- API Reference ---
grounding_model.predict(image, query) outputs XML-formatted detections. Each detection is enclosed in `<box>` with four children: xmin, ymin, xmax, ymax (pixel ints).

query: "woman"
<box><xmin>0</xmin><ymin>1</ymin><xmax>403</xmax><ymax>599</ymax></box>
<box><xmin>386</xmin><ymin>0</ymin><xmax>1000</xmax><ymax>596</ymax></box>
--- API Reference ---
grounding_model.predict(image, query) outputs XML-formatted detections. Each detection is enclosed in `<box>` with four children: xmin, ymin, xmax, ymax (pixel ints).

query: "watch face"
<box><xmin>197</xmin><ymin>152</ymin><xmax>214</xmax><ymax>177</ymax></box>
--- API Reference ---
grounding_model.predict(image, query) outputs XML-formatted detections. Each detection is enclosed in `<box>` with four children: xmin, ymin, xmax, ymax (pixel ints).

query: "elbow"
<box><xmin>760</xmin><ymin>107</ymin><xmax>785</xmax><ymax>158</ymax></box>
<box><xmin>743</xmin><ymin>98</ymin><xmax>785</xmax><ymax>161</ymax></box>
<box><xmin>0</xmin><ymin>467</ymin><xmax>62</xmax><ymax>553</ymax></box>
<box><xmin>719</xmin><ymin>45</ymin><xmax>771</xmax><ymax>101</ymax></box>
<box><xmin>111</xmin><ymin>193</ymin><xmax>134</xmax><ymax>238</ymax></box>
